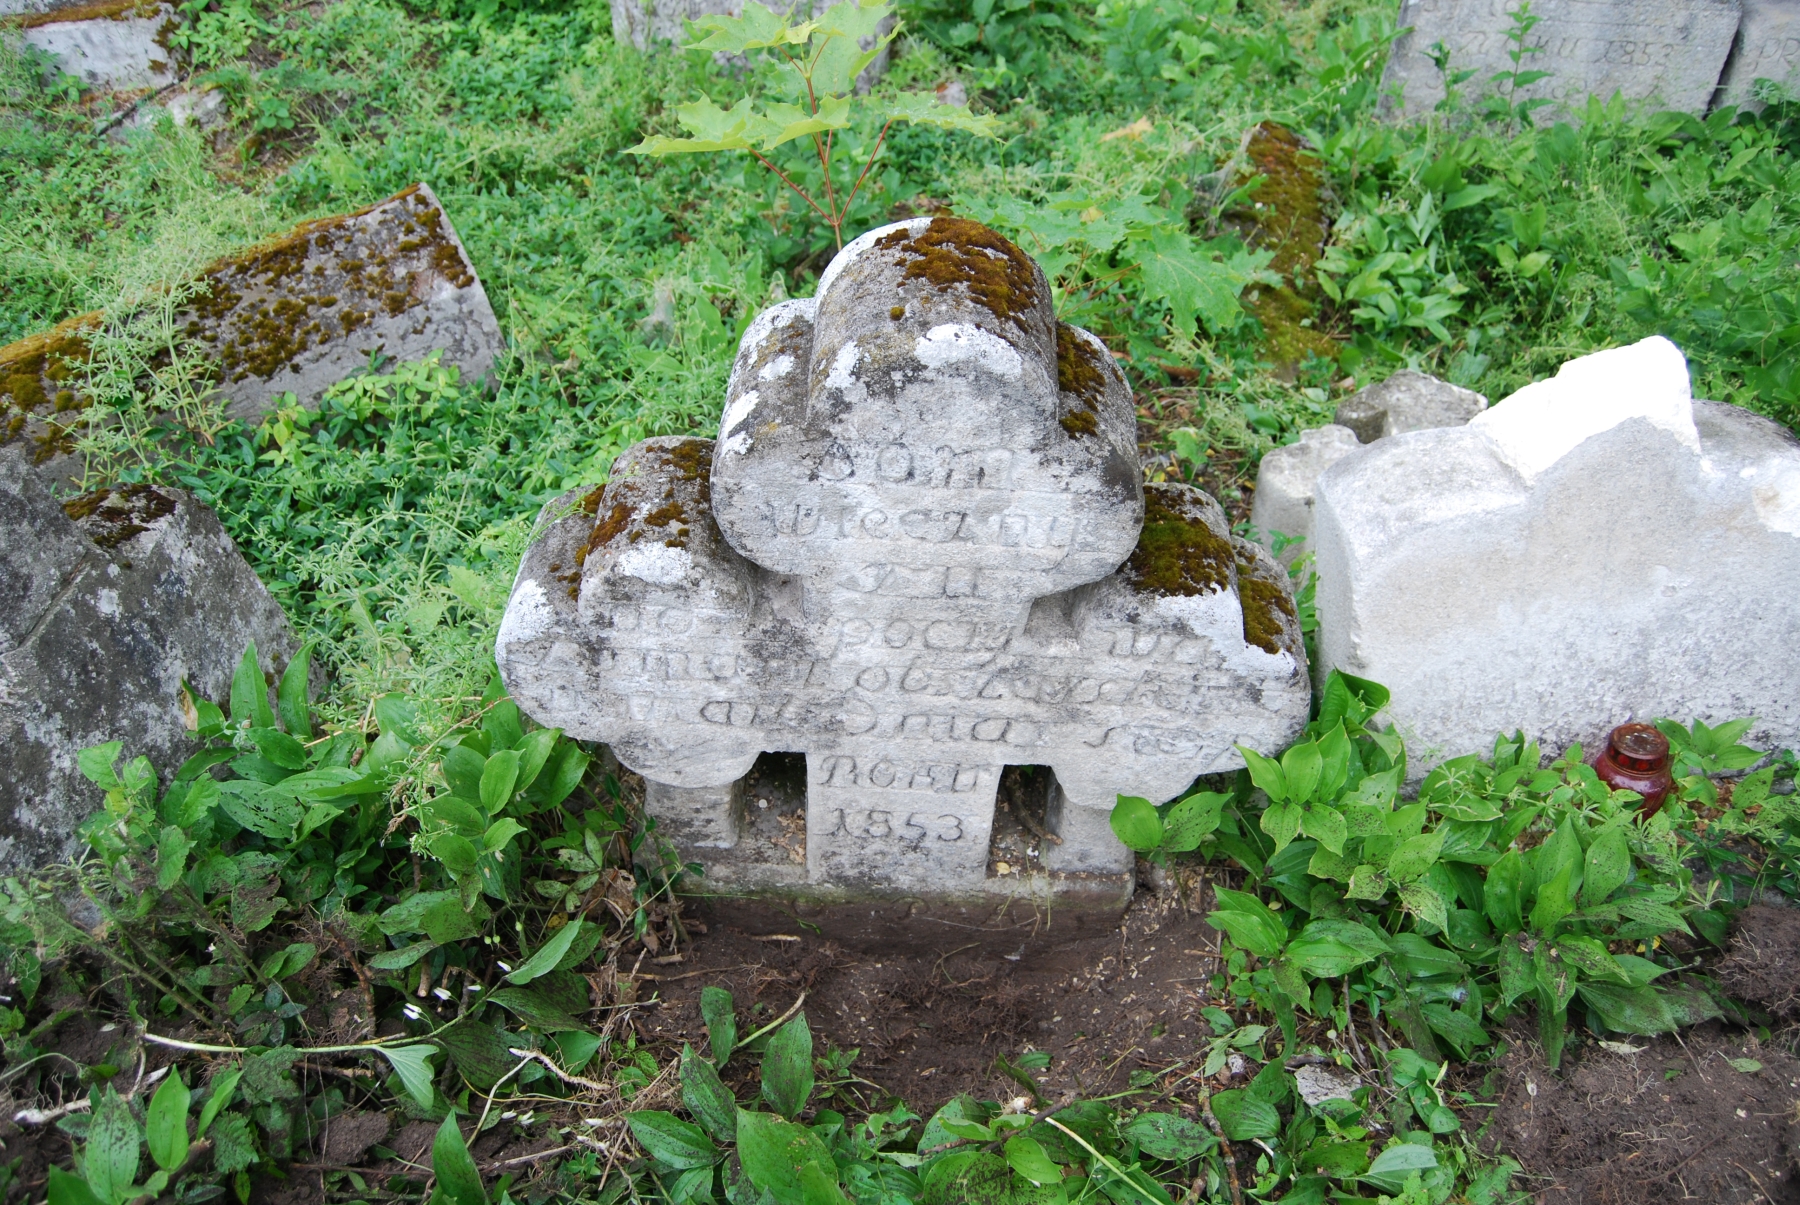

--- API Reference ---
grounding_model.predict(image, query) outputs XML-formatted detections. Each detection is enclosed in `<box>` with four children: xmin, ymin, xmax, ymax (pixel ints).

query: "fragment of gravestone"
<box><xmin>1312</xmin><ymin>335</ymin><xmax>1800</xmax><ymax>773</ymax></box>
<box><xmin>0</xmin><ymin>185</ymin><xmax>502</xmax><ymax>445</ymax></box>
<box><xmin>1333</xmin><ymin>369</ymin><xmax>1487</xmax><ymax>444</ymax></box>
<box><xmin>1248</xmin><ymin>424</ymin><xmax>1361</xmax><ymax>564</ymax></box>
<box><xmin>1378</xmin><ymin>0</ymin><xmax>1741</xmax><ymax>122</ymax></box>
<box><xmin>9</xmin><ymin>0</ymin><xmax>177</xmax><ymax>92</ymax></box>
<box><xmin>497</xmin><ymin>216</ymin><xmax>1312</xmax><ymax>900</ymax></box>
<box><xmin>0</xmin><ymin>443</ymin><xmax>296</xmax><ymax>873</ymax></box>
<box><xmin>1719</xmin><ymin>0</ymin><xmax>1800</xmax><ymax>110</ymax></box>
<box><xmin>610</xmin><ymin>0</ymin><xmax>891</xmax><ymax>89</ymax></box>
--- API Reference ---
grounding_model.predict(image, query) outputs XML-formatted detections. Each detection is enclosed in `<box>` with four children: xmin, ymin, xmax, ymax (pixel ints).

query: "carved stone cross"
<box><xmin>498</xmin><ymin>217</ymin><xmax>1309</xmax><ymax>902</ymax></box>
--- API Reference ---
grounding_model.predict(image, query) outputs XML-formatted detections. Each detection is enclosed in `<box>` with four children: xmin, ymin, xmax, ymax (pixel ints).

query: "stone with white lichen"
<box><xmin>1312</xmin><ymin>335</ymin><xmax>1800</xmax><ymax>771</ymax></box>
<box><xmin>495</xmin><ymin>217</ymin><xmax>1311</xmax><ymax>904</ymax></box>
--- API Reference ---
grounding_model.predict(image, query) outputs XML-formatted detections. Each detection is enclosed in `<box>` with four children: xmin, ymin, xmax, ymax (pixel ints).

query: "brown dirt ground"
<box><xmin>1719</xmin><ymin>903</ymin><xmax>1800</xmax><ymax>1022</ymax></box>
<box><xmin>642</xmin><ymin>865</ymin><xmax>1251</xmax><ymax>1116</ymax></box>
<box><xmin>1479</xmin><ymin>1023</ymin><xmax>1800</xmax><ymax>1205</ymax></box>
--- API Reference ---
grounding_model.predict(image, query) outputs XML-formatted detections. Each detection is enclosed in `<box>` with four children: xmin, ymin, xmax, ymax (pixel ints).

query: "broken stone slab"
<box><xmin>1718</xmin><ymin>0</ymin><xmax>1800</xmax><ymax>108</ymax></box>
<box><xmin>1312</xmin><ymin>335</ymin><xmax>1800</xmax><ymax>772</ymax></box>
<box><xmin>8</xmin><ymin>0</ymin><xmax>177</xmax><ymax>92</ymax></box>
<box><xmin>610</xmin><ymin>0</ymin><xmax>891</xmax><ymax>88</ymax></box>
<box><xmin>497</xmin><ymin>216</ymin><xmax>1311</xmax><ymax>905</ymax></box>
<box><xmin>1249</xmin><ymin>424</ymin><xmax>1361</xmax><ymax>564</ymax></box>
<box><xmin>1333</xmin><ymin>369</ymin><xmax>1487</xmax><ymax>444</ymax></box>
<box><xmin>0</xmin><ymin>184</ymin><xmax>503</xmax><ymax>450</ymax></box>
<box><xmin>0</xmin><ymin>444</ymin><xmax>297</xmax><ymax>873</ymax></box>
<box><xmin>1379</xmin><ymin>0</ymin><xmax>1742</xmax><ymax>121</ymax></box>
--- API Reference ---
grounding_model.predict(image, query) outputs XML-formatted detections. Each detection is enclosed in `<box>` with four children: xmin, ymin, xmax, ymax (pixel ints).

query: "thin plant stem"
<box><xmin>749</xmin><ymin>151</ymin><xmax>833</xmax><ymax>223</ymax></box>
<box><xmin>841</xmin><ymin>119</ymin><xmax>894</xmax><ymax>217</ymax></box>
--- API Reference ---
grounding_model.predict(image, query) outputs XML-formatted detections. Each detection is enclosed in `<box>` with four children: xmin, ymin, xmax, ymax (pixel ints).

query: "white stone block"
<box><xmin>16</xmin><ymin>1</ymin><xmax>177</xmax><ymax>92</ymax></box>
<box><xmin>1249</xmin><ymin>424</ymin><xmax>1361</xmax><ymax>562</ymax></box>
<box><xmin>1313</xmin><ymin>335</ymin><xmax>1800</xmax><ymax>771</ymax></box>
<box><xmin>1334</xmin><ymin>369</ymin><xmax>1487</xmax><ymax>444</ymax></box>
<box><xmin>498</xmin><ymin>217</ymin><xmax>1311</xmax><ymax>903</ymax></box>
<box><xmin>1379</xmin><ymin>0</ymin><xmax>1741</xmax><ymax>121</ymax></box>
<box><xmin>1719</xmin><ymin>0</ymin><xmax>1800</xmax><ymax>109</ymax></box>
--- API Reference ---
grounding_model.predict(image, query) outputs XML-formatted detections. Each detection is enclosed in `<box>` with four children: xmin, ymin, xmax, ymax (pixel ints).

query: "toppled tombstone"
<box><xmin>497</xmin><ymin>217</ymin><xmax>1310</xmax><ymax>904</ymax></box>
<box><xmin>1380</xmin><ymin>0</ymin><xmax>1741</xmax><ymax>121</ymax></box>
<box><xmin>1248</xmin><ymin>424</ymin><xmax>1360</xmax><ymax>563</ymax></box>
<box><xmin>1719</xmin><ymin>0</ymin><xmax>1800</xmax><ymax>109</ymax></box>
<box><xmin>611</xmin><ymin>0</ymin><xmax>891</xmax><ymax>87</ymax></box>
<box><xmin>1333</xmin><ymin>369</ymin><xmax>1486</xmax><ymax>443</ymax></box>
<box><xmin>8</xmin><ymin>0</ymin><xmax>176</xmax><ymax>92</ymax></box>
<box><xmin>0</xmin><ymin>184</ymin><xmax>503</xmax><ymax>445</ymax></box>
<box><xmin>1248</xmin><ymin>370</ymin><xmax>1482</xmax><ymax>561</ymax></box>
<box><xmin>1312</xmin><ymin>335</ymin><xmax>1800</xmax><ymax>771</ymax></box>
<box><xmin>0</xmin><ymin>445</ymin><xmax>296</xmax><ymax>873</ymax></box>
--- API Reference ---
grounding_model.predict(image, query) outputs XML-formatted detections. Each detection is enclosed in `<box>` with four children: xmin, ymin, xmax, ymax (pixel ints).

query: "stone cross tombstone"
<box><xmin>1380</xmin><ymin>0</ymin><xmax>1741</xmax><ymax>121</ymax></box>
<box><xmin>498</xmin><ymin>217</ymin><xmax>1310</xmax><ymax>904</ymax></box>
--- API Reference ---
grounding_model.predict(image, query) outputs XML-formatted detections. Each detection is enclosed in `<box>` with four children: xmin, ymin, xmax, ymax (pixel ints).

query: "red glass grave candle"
<box><xmin>1593</xmin><ymin>723</ymin><xmax>1674</xmax><ymax>814</ymax></box>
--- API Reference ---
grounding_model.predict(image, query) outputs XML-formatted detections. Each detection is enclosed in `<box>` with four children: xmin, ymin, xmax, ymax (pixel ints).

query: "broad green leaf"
<box><xmin>507</xmin><ymin>919</ymin><xmax>587</xmax><ymax>984</ymax></box>
<box><xmin>681</xmin><ymin>1044</ymin><xmax>738</xmax><ymax>1141</ymax></box>
<box><xmin>1316</xmin><ymin>723</ymin><xmax>1353</xmax><ymax>799</ymax></box>
<box><xmin>479</xmin><ymin>750</ymin><xmax>521</xmax><ymax>813</ymax></box>
<box><xmin>1004</xmin><ymin>1137</ymin><xmax>1063</xmax><ymax>1186</ymax></box>
<box><xmin>1616</xmin><ymin>896</ymin><xmax>1693</xmax><ymax>935</ymax></box>
<box><xmin>485</xmin><ymin>985</ymin><xmax>585</xmax><ymax>1031</ymax></box>
<box><xmin>1285</xmin><ymin>919</ymin><xmax>1388</xmax><ymax>977</ymax></box>
<box><xmin>432</xmin><ymin>1115</ymin><xmax>486</xmax><ymax>1205</ymax></box>
<box><xmin>230</xmin><ymin>642</ymin><xmax>274</xmax><ymax>729</ymax></box>
<box><xmin>215</xmin><ymin>781</ymin><xmax>302</xmax><ymax>841</ymax></box>
<box><xmin>1206</xmin><ymin>887</ymin><xmax>1287</xmax><ymax>958</ymax></box>
<box><xmin>1137</xmin><ymin>228</ymin><xmax>1248</xmax><ymax>335</ymax></box>
<box><xmin>1365</xmin><ymin>1143</ymin><xmax>1438</xmax><ymax>1176</ymax></box>
<box><xmin>78</xmin><ymin>742</ymin><xmax>124</xmax><ymax>790</ymax></box>
<box><xmin>379</xmin><ymin>890</ymin><xmax>489</xmax><ymax>941</ymax></box>
<box><xmin>1109</xmin><ymin>795</ymin><xmax>1164</xmax><ymax>852</ymax></box>
<box><xmin>628</xmin><ymin>96</ymin><xmax>768</xmax><ymax>155</ymax></box>
<box><xmin>1303</xmin><ymin>804</ymin><xmax>1347</xmax><ymax>856</ymax></box>
<box><xmin>737</xmin><ymin>1109</ymin><xmax>834</xmax><ymax>1203</ymax></box>
<box><xmin>1123</xmin><ymin>1112</ymin><xmax>1214</xmax><ymax>1161</ymax></box>
<box><xmin>1209</xmin><ymin>1089</ymin><xmax>1278</xmax><ymax>1140</ymax></box>
<box><xmin>368</xmin><ymin>942</ymin><xmax>437</xmax><ymax>971</ymax></box>
<box><xmin>761</xmin><ymin>1012</ymin><xmax>815</xmax><ymax>1119</ymax></box>
<box><xmin>146</xmin><ymin>1070</ymin><xmax>190</xmax><ymax>1173</ymax></box>
<box><xmin>512</xmin><ymin>729</ymin><xmax>559</xmax><ymax>795</ymax></box>
<box><xmin>195</xmin><ymin>1069</ymin><xmax>241</xmax><ymax>1138</ymax></box>
<box><xmin>701</xmin><ymin>985</ymin><xmax>736</xmax><ymax>1068</ymax></box>
<box><xmin>84</xmin><ymin>1088</ymin><xmax>139</xmax><ymax>1205</ymax></box>
<box><xmin>1260</xmin><ymin>800</ymin><xmax>1302</xmax><ymax>854</ymax></box>
<box><xmin>1162</xmin><ymin>791</ymin><xmax>1227</xmax><ymax>853</ymax></box>
<box><xmin>1533</xmin><ymin>944</ymin><xmax>1577</xmax><ymax>1014</ymax></box>
<box><xmin>1556</xmin><ymin>935</ymin><xmax>1629</xmax><ymax>983</ymax></box>
<box><xmin>276</xmin><ymin>643</ymin><xmax>313</xmax><ymax>739</ymax></box>
<box><xmin>686</xmin><ymin>0</ymin><xmax>814</xmax><ymax>51</ymax></box>
<box><xmin>380</xmin><ymin>1045</ymin><xmax>439</xmax><ymax>1108</ymax></box>
<box><xmin>1387</xmin><ymin>830</ymin><xmax>1445</xmax><ymax>882</ymax></box>
<box><xmin>760</xmin><ymin>96</ymin><xmax>852</xmax><ymax>149</ymax></box>
<box><xmin>1484</xmin><ymin>848</ymin><xmax>1523</xmax><ymax>932</ymax></box>
<box><xmin>430</xmin><ymin>834</ymin><xmax>480</xmax><ymax>876</ymax></box>
<box><xmin>1237</xmin><ymin>745</ymin><xmax>1288</xmax><ymax>803</ymax></box>
<box><xmin>626</xmin><ymin>1110</ymin><xmax>716</xmax><ymax>1171</ymax></box>
<box><xmin>537</xmin><ymin>744</ymin><xmax>589</xmax><ymax>807</ymax></box>
<box><xmin>156</xmin><ymin>826</ymin><xmax>192</xmax><ymax>891</ymax></box>
<box><xmin>1530</xmin><ymin>861</ymin><xmax>1576</xmax><ymax>932</ymax></box>
<box><xmin>483</xmin><ymin>818</ymin><xmax>526</xmax><ymax>853</ymax></box>
<box><xmin>1730</xmin><ymin>1057</ymin><xmax>1764</xmax><ymax>1073</ymax></box>
<box><xmin>1498</xmin><ymin>937</ymin><xmax>1534</xmax><ymax>1005</ymax></box>
<box><xmin>1398</xmin><ymin>881</ymin><xmax>1450</xmax><ymax>931</ymax></box>
<box><xmin>882</xmin><ymin>90</ymin><xmax>1001</xmax><ymax>136</ymax></box>
<box><xmin>920</xmin><ymin>1150</ymin><xmax>1064</xmax><ymax>1205</ymax></box>
<box><xmin>1421</xmin><ymin>1002</ymin><xmax>1488</xmax><ymax>1052</ymax></box>
<box><xmin>800</xmin><ymin>1160</ymin><xmax>850</xmax><ymax>1205</ymax></box>
<box><xmin>48</xmin><ymin>1168</ymin><xmax>106</xmax><ymax>1205</ymax></box>
<box><xmin>1281</xmin><ymin>740</ymin><xmax>1323</xmax><ymax>804</ymax></box>
<box><xmin>1579</xmin><ymin>826</ymin><xmax>1630</xmax><ymax>907</ymax></box>
<box><xmin>1575</xmin><ymin>982</ymin><xmax>1678</xmax><ymax>1035</ymax></box>
<box><xmin>1346</xmin><ymin>864</ymin><xmax>1388</xmax><ymax>899</ymax></box>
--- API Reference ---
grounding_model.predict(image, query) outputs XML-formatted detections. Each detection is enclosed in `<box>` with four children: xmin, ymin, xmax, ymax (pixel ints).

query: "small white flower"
<box><xmin>497</xmin><ymin>961</ymin><xmax>512</xmax><ymax>972</ymax></box>
<box><xmin>403</xmin><ymin>1003</ymin><xmax>424</xmax><ymax>1020</ymax></box>
<box><xmin>465</xmin><ymin>983</ymin><xmax>481</xmax><ymax>993</ymax></box>
<box><xmin>501</xmin><ymin>1111</ymin><xmax>518</xmax><ymax>1121</ymax></box>
<box><xmin>432</xmin><ymin>987</ymin><xmax>452</xmax><ymax>1000</ymax></box>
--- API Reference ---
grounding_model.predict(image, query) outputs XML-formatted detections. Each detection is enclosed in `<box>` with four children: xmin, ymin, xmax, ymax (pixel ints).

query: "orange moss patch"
<box><xmin>876</xmin><ymin>217</ymin><xmax>1041</xmax><ymax>333</ymax></box>
<box><xmin>1125</xmin><ymin>486</ymin><xmax>1235</xmax><ymax>597</ymax></box>
<box><xmin>1235</xmin><ymin>552</ymin><xmax>1297</xmax><ymax>655</ymax></box>
<box><xmin>1056</xmin><ymin>323</ymin><xmax>1108</xmax><ymax>438</ymax></box>
<box><xmin>1227</xmin><ymin>122</ymin><xmax>1340</xmax><ymax>375</ymax></box>
<box><xmin>11</xmin><ymin>0</ymin><xmax>160</xmax><ymax>29</ymax></box>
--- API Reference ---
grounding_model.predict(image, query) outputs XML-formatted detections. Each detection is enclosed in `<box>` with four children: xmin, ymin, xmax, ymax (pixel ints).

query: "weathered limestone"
<box><xmin>1719</xmin><ymin>0</ymin><xmax>1800</xmax><ymax>107</ymax></box>
<box><xmin>498</xmin><ymin>217</ymin><xmax>1310</xmax><ymax>903</ymax></box>
<box><xmin>1249</xmin><ymin>370</ymin><xmax>1484</xmax><ymax>562</ymax></box>
<box><xmin>1380</xmin><ymin>0</ymin><xmax>1742</xmax><ymax>120</ymax></box>
<box><xmin>1313</xmin><ymin>335</ymin><xmax>1800</xmax><ymax>771</ymax></box>
<box><xmin>0</xmin><ymin>185</ymin><xmax>503</xmax><ymax>446</ymax></box>
<box><xmin>1334</xmin><ymin>369</ymin><xmax>1487</xmax><ymax>444</ymax></box>
<box><xmin>610</xmin><ymin>0</ymin><xmax>891</xmax><ymax>87</ymax></box>
<box><xmin>0</xmin><ymin>447</ymin><xmax>296</xmax><ymax>872</ymax></box>
<box><xmin>1248</xmin><ymin>424</ymin><xmax>1361</xmax><ymax>562</ymax></box>
<box><xmin>8</xmin><ymin>0</ymin><xmax>176</xmax><ymax>91</ymax></box>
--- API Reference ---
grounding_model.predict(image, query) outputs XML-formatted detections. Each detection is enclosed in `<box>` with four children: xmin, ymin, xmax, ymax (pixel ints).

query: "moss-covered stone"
<box><xmin>875</xmin><ymin>216</ymin><xmax>1041</xmax><ymax>333</ymax></box>
<box><xmin>1125</xmin><ymin>486</ymin><xmax>1236</xmax><ymax>597</ymax></box>
<box><xmin>1225</xmin><ymin>122</ymin><xmax>1340</xmax><ymax>375</ymax></box>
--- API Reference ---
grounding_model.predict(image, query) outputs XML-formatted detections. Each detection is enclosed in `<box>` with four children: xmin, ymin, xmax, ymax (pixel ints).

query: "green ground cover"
<box><xmin>5</xmin><ymin>0</ymin><xmax>1800</xmax><ymax>1202</ymax></box>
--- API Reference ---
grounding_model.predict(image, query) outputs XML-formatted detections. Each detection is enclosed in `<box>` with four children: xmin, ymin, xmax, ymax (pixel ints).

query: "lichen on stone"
<box><xmin>875</xmin><ymin>217</ymin><xmax>1041</xmax><ymax>333</ymax></box>
<box><xmin>1235</xmin><ymin>553</ymin><xmax>1297</xmax><ymax>654</ymax></box>
<box><xmin>62</xmin><ymin>483</ymin><xmax>177</xmax><ymax>550</ymax></box>
<box><xmin>1125</xmin><ymin>486</ymin><xmax>1235</xmax><ymax>597</ymax></box>
<box><xmin>1225</xmin><ymin>122</ymin><xmax>1340</xmax><ymax>376</ymax></box>
<box><xmin>576</xmin><ymin>438</ymin><xmax>716</xmax><ymax>584</ymax></box>
<box><xmin>1055</xmin><ymin>322</ymin><xmax>1107</xmax><ymax>438</ymax></box>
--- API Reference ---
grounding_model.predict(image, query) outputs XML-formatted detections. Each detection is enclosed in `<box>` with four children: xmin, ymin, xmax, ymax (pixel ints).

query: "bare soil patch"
<box><xmin>1481</xmin><ymin>1024</ymin><xmax>1800</xmax><ymax>1204</ymax></box>
<box><xmin>1719</xmin><ymin>902</ymin><xmax>1800</xmax><ymax>1022</ymax></box>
